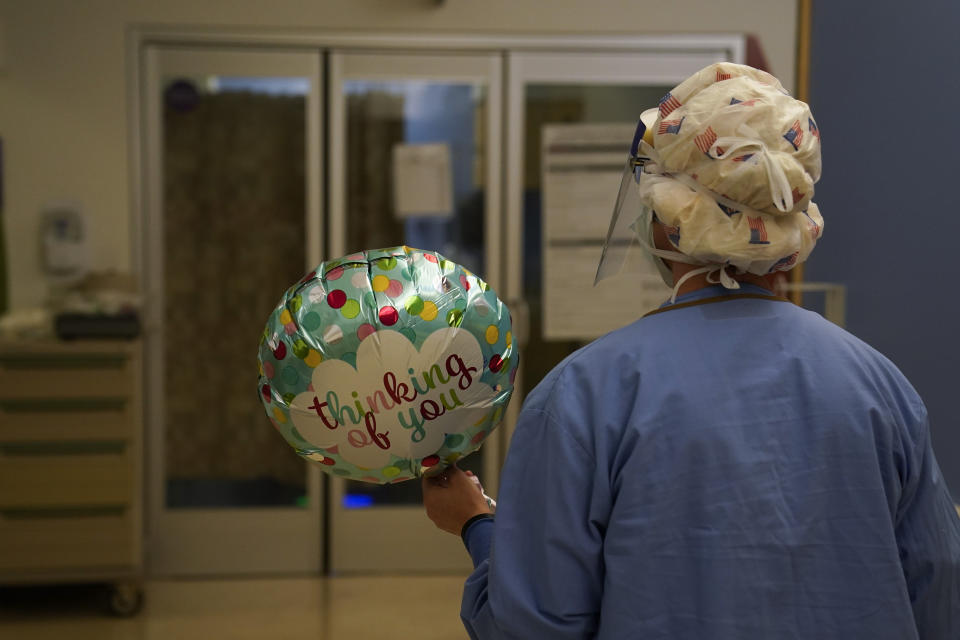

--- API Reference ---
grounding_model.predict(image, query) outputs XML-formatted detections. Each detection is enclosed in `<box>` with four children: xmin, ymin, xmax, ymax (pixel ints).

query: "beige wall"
<box><xmin>0</xmin><ymin>0</ymin><xmax>797</xmax><ymax>310</ymax></box>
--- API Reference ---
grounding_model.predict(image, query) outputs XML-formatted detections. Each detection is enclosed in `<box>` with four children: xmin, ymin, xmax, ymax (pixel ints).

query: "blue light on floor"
<box><xmin>342</xmin><ymin>493</ymin><xmax>375</xmax><ymax>509</ymax></box>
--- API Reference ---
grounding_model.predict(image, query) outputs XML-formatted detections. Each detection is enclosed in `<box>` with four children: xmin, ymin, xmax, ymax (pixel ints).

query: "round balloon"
<box><xmin>257</xmin><ymin>246</ymin><xmax>517</xmax><ymax>483</ymax></box>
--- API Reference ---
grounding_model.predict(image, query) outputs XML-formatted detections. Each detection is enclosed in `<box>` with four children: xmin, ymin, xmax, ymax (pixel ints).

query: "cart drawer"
<box><xmin>0</xmin><ymin>352</ymin><xmax>134</xmax><ymax>399</ymax></box>
<box><xmin>0</xmin><ymin>451</ymin><xmax>132</xmax><ymax>508</ymax></box>
<box><xmin>0</xmin><ymin>508</ymin><xmax>134</xmax><ymax>571</ymax></box>
<box><xmin>0</xmin><ymin>399</ymin><xmax>132</xmax><ymax>441</ymax></box>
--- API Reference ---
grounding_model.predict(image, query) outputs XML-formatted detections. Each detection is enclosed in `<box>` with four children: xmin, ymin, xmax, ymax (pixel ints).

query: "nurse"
<box><xmin>423</xmin><ymin>62</ymin><xmax>960</xmax><ymax>639</ymax></box>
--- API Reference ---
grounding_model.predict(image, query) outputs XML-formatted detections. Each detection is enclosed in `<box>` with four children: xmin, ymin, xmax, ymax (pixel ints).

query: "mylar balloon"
<box><xmin>257</xmin><ymin>246</ymin><xmax>517</xmax><ymax>483</ymax></box>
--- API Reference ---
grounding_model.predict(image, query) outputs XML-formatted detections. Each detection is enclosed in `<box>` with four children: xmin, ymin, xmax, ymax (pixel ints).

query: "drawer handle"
<box><xmin>1</xmin><ymin>506</ymin><xmax>127</xmax><ymax>519</ymax></box>
<box><xmin>0</xmin><ymin>354</ymin><xmax>127</xmax><ymax>370</ymax></box>
<box><xmin>0</xmin><ymin>398</ymin><xmax>128</xmax><ymax>413</ymax></box>
<box><xmin>0</xmin><ymin>440</ymin><xmax>127</xmax><ymax>456</ymax></box>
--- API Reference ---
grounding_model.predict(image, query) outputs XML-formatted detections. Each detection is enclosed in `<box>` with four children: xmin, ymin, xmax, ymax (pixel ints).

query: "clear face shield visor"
<box><xmin>594</xmin><ymin>108</ymin><xmax>668</xmax><ymax>285</ymax></box>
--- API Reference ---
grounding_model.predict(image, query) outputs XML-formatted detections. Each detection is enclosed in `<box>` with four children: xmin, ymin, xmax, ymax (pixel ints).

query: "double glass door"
<box><xmin>143</xmin><ymin>40</ymin><xmax>740</xmax><ymax>576</ymax></box>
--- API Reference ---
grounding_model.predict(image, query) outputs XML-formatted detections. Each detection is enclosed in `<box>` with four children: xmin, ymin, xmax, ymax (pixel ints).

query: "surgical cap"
<box><xmin>639</xmin><ymin>62</ymin><xmax>824</xmax><ymax>275</ymax></box>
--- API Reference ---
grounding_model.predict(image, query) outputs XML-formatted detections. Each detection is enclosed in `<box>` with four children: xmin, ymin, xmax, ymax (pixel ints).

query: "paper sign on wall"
<box><xmin>392</xmin><ymin>143</ymin><xmax>453</xmax><ymax>219</ymax></box>
<box><xmin>541</xmin><ymin>123</ymin><xmax>672</xmax><ymax>340</ymax></box>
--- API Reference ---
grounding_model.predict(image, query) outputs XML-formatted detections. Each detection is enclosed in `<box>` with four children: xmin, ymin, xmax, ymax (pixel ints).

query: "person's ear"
<box><xmin>650</xmin><ymin>219</ymin><xmax>672</xmax><ymax>253</ymax></box>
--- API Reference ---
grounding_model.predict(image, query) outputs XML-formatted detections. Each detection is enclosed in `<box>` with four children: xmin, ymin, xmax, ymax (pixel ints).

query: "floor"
<box><xmin>0</xmin><ymin>575</ymin><xmax>472</xmax><ymax>639</ymax></box>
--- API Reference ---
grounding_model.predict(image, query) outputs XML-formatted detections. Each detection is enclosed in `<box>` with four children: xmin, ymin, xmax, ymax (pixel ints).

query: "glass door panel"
<box><xmin>504</xmin><ymin>49</ymin><xmax>741</xmax><ymax>444</ymax></box>
<box><xmin>328</xmin><ymin>51</ymin><xmax>501</xmax><ymax>572</ymax></box>
<box><xmin>143</xmin><ymin>47</ymin><xmax>323</xmax><ymax>575</ymax></box>
<box><xmin>162</xmin><ymin>74</ymin><xmax>309</xmax><ymax>510</ymax></box>
<box><xmin>340</xmin><ymin>80</ymin><xmax>487</xmax><ymax>510</ymax></box>
<box><xmin>520</xmin><ymin>83</ymin><xmax>674</xmax><ymax>392</ymax></box>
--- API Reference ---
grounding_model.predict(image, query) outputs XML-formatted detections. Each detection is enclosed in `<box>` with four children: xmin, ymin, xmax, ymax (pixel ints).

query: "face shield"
<box><xmin>594</xmin><ymin>108</ymin><xmax>670</xmax><ymax>285</ymax></box>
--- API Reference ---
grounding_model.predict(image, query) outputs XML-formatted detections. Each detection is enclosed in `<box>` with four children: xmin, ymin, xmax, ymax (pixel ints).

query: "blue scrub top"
<box><xmin>461</xmin><ymin>285</ymin><xmax>960</xmax><ymax>639</ymax></box>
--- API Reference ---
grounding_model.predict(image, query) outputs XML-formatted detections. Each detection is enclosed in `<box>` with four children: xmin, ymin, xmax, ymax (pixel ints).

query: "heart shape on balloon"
<box><xmin>289</xmin><ymin>328</ymin><xmax>497</xmax><ymax>469</ymax></box>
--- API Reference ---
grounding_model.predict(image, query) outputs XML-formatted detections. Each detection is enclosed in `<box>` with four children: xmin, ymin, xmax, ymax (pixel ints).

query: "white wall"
<box><xmin>0</xmin><ymin>0</ymin><xmax>797</xmax><ymax>309</ymax></box>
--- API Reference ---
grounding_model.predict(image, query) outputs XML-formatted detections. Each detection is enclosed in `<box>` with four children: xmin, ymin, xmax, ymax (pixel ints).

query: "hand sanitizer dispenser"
<box><xmin>41</xmin><ymin>202</ymin><xmax>88</xmax><ymax>282</ymax></box>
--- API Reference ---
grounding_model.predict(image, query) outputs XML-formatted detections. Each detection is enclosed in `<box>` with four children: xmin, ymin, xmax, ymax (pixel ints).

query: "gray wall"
<box><xmin>806</xmin><ymin>0</ymin><xmax>960</xmax><ymax>495</ymax></box>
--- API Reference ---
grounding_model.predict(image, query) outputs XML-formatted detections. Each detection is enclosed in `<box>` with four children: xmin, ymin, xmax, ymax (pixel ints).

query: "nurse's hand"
<box><xmin>422</xmin><ymin>466</ymin><xmax>493</xmax><ymax>536</ymax></box>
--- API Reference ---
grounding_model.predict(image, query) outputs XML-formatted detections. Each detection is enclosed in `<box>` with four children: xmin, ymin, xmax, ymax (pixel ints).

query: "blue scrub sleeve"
<box><xmin>460</xmin><ymin>406</ymin><xmax>608</xmax><ymax>639</ymax></box>
<box><xmin>895</xmin><ymin>418</ymin><xmax>960</xmax><ymax>638</ymax></box>
<box><xmin>463</xmin><ymin>516</ymin><xmax>494</xmax><ymax>568</ymax></box>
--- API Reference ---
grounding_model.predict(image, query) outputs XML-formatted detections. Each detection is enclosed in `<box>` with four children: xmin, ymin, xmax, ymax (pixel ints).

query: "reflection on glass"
<box><xmin>163</xmin><ymin>76</ymin><xmax>309</xmax><ymax>508</ymax></box>
<box><xmin>341</xmin><ymin>80</ymin><xmax>488</xmax><ymax>507</ymax></box>
<box><xmin>521</xmin><ymin>84</ymin><xmax>672</xmax><ymax>393</ymax></box>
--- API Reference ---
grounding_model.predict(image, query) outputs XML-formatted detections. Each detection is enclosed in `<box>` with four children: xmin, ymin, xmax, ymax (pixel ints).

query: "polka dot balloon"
<box><xmin>257</xmin><ymin>246</ymin><xmax>517</xmax><ymax>484</ymax></box>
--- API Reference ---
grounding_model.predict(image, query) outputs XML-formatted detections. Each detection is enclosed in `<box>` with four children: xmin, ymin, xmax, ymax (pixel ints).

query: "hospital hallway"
<box><xmin>0</xmin><ymin>574</ymin><xmax>471</xmax><ymax>639</ymax></box>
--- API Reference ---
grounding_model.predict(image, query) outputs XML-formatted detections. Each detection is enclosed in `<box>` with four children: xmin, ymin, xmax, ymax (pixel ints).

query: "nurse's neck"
<box><xmin>652</xmin><ymin>221</ymin><xmax>778</xmax><ymax>298</ymax></box>
<box><xmin>669</xmin><ymin>262</ymin><xmax>778</xmax><ymax>298</ymax></box>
